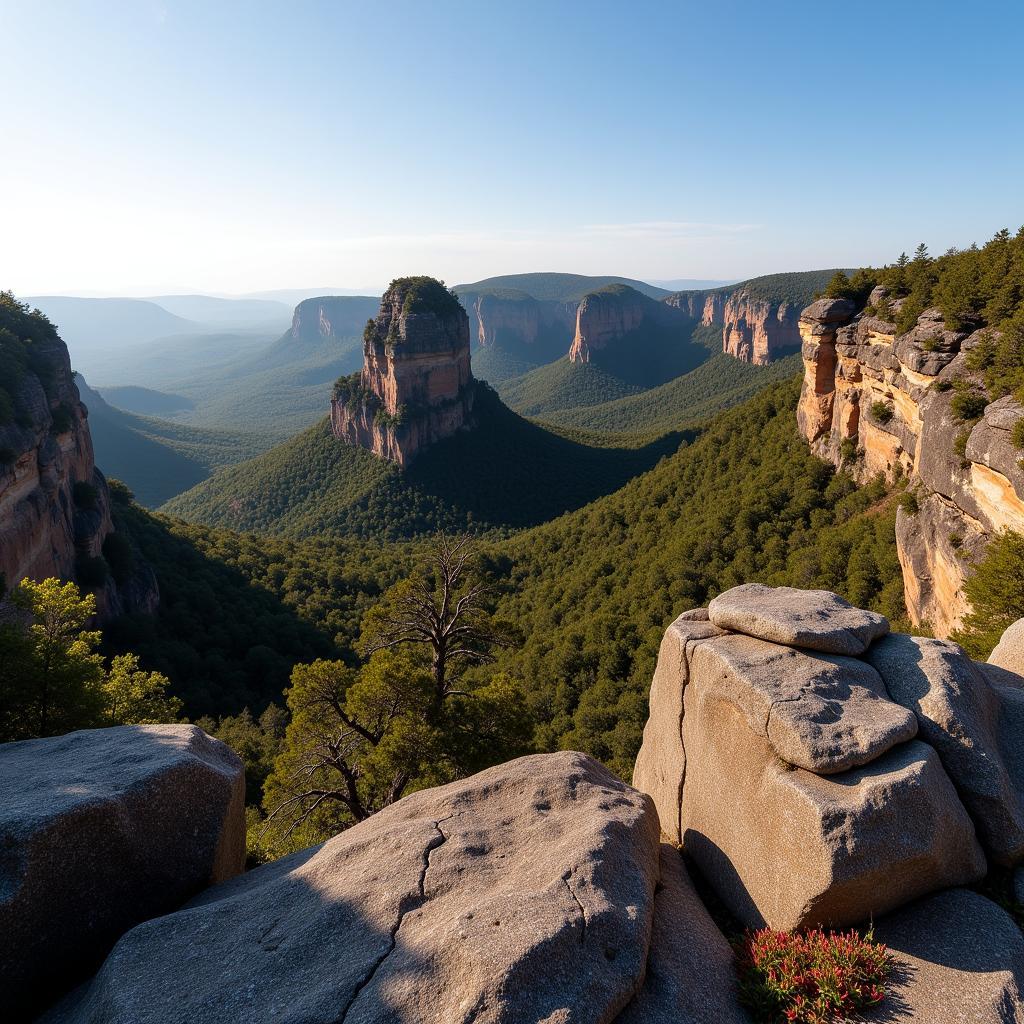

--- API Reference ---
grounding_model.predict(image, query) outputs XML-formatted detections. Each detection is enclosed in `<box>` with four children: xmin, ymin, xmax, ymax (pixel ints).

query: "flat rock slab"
<box><xmin>867</xmin><ymin>633</ymin><xmax>1024</xmax><ymax>864</ymax></box>
<box><xmin>45</xmin><ymin>751</ymin><xmax>661</xmax><ymax>1024</ymax></box>
<box><xmin>1</xmin><ymin>725</ymin><xmax>245</xmax><ymax>1021</ymax></box>
<box><xmin>614</xmin><ymin>845</ymin><xmax>749</xmax><ymax>1024</ymax></box>
<box><xmin>690</xmin><ymin>633</ymin><xmax>916</xmax><ymax>773</ymax></box>
<box><xmin>866</xmin><ymin>889</ymin><xmax>1024</xmax><ymax>1022</ymax></box>
<box><xmin>708</xmin><ymin>583</ymin><xmax>889</xmax><ymax>655</ymax></box>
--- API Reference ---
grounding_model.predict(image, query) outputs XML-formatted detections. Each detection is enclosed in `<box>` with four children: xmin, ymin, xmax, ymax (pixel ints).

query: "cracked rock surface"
<box><xmin>43</xmin><ymin>751</ymin><xmax>661</xmax><ymax>1024</ymax></box>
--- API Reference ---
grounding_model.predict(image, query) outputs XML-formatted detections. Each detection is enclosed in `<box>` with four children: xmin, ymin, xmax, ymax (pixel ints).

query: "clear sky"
<box><xmin>3</xmin><ymin>0</ymin><xmax>1023</xmax><ymax>295</ymax></box>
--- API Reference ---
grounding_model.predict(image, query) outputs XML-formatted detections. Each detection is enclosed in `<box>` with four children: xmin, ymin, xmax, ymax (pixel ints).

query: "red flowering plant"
<box><xmin>733</xmin><ymin>926</ymin><xmax>891</xmax><ymax>1023</ymax></box>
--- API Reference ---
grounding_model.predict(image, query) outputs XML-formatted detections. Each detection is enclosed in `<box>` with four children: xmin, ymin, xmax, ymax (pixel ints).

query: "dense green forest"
<box><xmin>454</xmin><ymin>272</ymin><xmax>671</xmax><ymax>303</ymax></box>
<box><xmin>497</xmin><ymin>357</ymin><xmax>647</xmax><ymax>415</ymax></box>
<box><xmin>695</xmin><ymin>268</ymin><xmax>843</xmax><ymax>308</ymax></box>
<box><xmin>161</xmin><ymin>385</ymin><xmax>685</xmax><ymax>539</ymax></box>
<box><xmin>116</xmin><ymin>378</ymin><xmax>907</xmax><ymax>778</ymax></box>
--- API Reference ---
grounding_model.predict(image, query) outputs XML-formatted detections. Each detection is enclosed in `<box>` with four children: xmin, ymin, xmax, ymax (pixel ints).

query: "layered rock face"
<box><xmin>666</xmin><ymin>286</ymin><xmax>801</xmax><ymax>364</ymax></box>
<box><xmin>568</xmin><ymin>284</ymin><xmax>684</xmax><ymax>364</ymax></box>
<box><xmin>0</xmin><ymin>299</ymin><xmax>156</xmax><ymax>616</ymax></box>
<box><xmin>472</xmin><ymin>291</ymin><xmax>577</xmax><ymax>352</ymax></box>
<box><xmin>634</xmin><ymin>584</ymin><xmax>1024</xmax><ymax>937</ymax></box>
<box><xmin>1</xmin><ymin>725</ymin><xmax>245</xmax><ymax>1020</ymax></box>
<box><xmin>330</xmin><ymin>278</ymin><xmax>476</xmax><ymax>466</ymax></box>
<box><xmin>288</xmin><ymin>295</ymin><xmax>380</xmax><ymax>343</ymax></box>
<box><xmin>796</xmin><ymin>293</ymin><xmax>1024</xmax><ymax>634</ymax></box>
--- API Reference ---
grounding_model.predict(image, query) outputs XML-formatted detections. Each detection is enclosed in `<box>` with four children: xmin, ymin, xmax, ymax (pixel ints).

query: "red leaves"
<box><xmin>733</xmin><ymin>926</ymin><xmax>891</xmax><ymax>1024</ymax></box>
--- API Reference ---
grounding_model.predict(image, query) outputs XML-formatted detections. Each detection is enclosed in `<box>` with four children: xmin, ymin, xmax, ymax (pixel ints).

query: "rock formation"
<box><xmin>666</xmin><ymin>286</ymin><xmax>802</xmax><ymax>364</ymax></box>
<box><xmin>568</xmin><ymin>284</ymin><xmax>684</xmax><ymax>365</ymax></box>
<box><xmin>796</xmin><ymin>292</ymin><xmax>1024</xmax><ymax>635</ymax></box>
<box><xmin>288</xmin><ymin>295</ymin><xmax>380</xmax><ymax>343</ymax></box>
<box><xmin>1</xmin><ymin>724</ymin><xmax>245</xmax><ymax>1020</ymax></box>
<box><xmin>471</xmin><ymin>290</ymin><xmax>577</xmax><ymax>355</ymax></box>
<box><xmin>330</xmin><ymin>277</ymin><xmax>476</xmax><ymax>466</ymax></box>
<box><xmin>0</xmin><ymin>295</ymin><xmax>157</xmax><ymax>617</ymax></box>
<box><xmin>633</xmin><ymin>584</ymin><xmax>1024</xmax><ymax>942</ymax></box>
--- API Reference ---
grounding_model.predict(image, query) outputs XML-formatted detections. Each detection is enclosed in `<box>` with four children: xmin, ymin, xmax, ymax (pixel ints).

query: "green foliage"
<box><xmin>823</xmin><ymin>269</ymin><xmax>878</xmax><ymax>305</ymax></box>
<box><xmin>197</xmin><ymin>705</ymin><xmax>286</xmax><ymax>806</ymax></box>
<box><xmin>953</xmin><ymin>530</ymin><xmax>1024</xmax><ymax>658</ymax></box>
<box><xmin>899</xmin><ymin>490</ymin><xmax>919</xmax><ymax>516</ymax></box>
<box><xmin>1012</xmin><ymin>419</ymin><xmax>1024</xmax><ymax>451</ymax></box>
<box><xmin>102</xmin><ymin>531</ymin><xmax>136</xmax><ymax>583</ymax></box>
<box><xmin>455</xmin><ymin>272</ymin><xmax>671</xmax><ymax>304</ymax></box>
<box><xmin>717</xmin><ymin>269</ymin><xmax>840</xmax><ymax>309</ymax></box>
<box><xmin>839</xmin><ymin>437</ymin><xmax>860</xmax><ymax>462</ymax></box>
<box><xmin>869</xmin><ymin>400</ymin><xmax>894</xmax><ymax>424</ymax></box>
<box><xmin>0</xmin><ymin>578</ymin><xmax>179</xmax><ymax>742</ymax></box>
<box><xmin>950</xmin><ymin>385</ymin><xmax>989</xmax><ymax>422</ymax></box>
<box><xmin>390</xmin><ymin>276</ymin><xmax>464</xmax><ymax>319</ymax></box>
<box><xmin>734</xmin><ymin>926</ymin><xmax>890</xmax><ymax>1024</ymax></box>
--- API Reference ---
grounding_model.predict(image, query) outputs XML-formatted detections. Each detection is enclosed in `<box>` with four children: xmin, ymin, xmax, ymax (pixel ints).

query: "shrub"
<box><xmin>954</xmin><ymin>426</ymin><xmax>972</xmax><ymax>463</ymax></box>
<box><xmin>933</xmin><ymin>378</ymin><xmax>953</xmax><ymax>392</ymax></box>
<box><xmin>734</xmin><ymin>926</ymin><xmax>890</xmax><ymax>1024</ymax></box>
<box><xmin>950</xmin><ymin>532</ymin><xmax>963</xmax><ymax>549</ymax></box>
<box><xmin>951</xmin><ymin>389</ymin><xmax>988</xmax><ymax>422</ymax></box>
<box><xmin>72</xmin><ymin>480</ymin><xmax>99</xmax><ymax>510</ymax></box>
<box><xmin>50</xmin><ymin>403</ymin><xmax>73</xmax><ymax>434</ymax></box>
<box><xmin>1012</xmin><ymin>419</ymin><xmax>1024</xmax><ymax>451</ymax></box>
<box><xmin>899</xmin><ymin>491</ymin><xmax>919</xmax><ymax>516</ymax></box>
<box><xmin>106</xmin><ymin>478</ymin><xmax>135</xmax><ymax>504</ymax></box>
<box><xmin>839</xmin><ymin>437</ymin><xmax>859</xmax><ymax>462</ymax></box>
<box><xmin>870</xmin><ymin>400</ymin><xmax>895</xmax><ymax>424</ymax></box>
<box><xmin>921</xmin><ymin>337</ymin><xmax>939</xmax><ymax>352</ymax></box>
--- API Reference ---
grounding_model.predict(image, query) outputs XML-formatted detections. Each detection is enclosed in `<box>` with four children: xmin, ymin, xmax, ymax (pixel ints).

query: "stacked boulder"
<box><xmin>635</xmin><ymin>584</ymin><xmax>1024</xmax><ymax>1018</ymax></box>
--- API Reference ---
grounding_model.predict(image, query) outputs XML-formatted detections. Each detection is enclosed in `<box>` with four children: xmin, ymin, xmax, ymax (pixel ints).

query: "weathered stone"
<box><xmin>45</xmin><ymin>751</ymin><xmax>661</xmax><ymax>1024</ymax></box>
<box><xmin>615</xmin><ymin>845</ymin><xmax>749</xmax><ymax>1024</ymax></box>
<box><xmin>1</xmin><ymin>725</ymin><xmax>245</xmax><ymax>1020</ymax></box>
<box><xmin>688</xmin><ymin>632</ymin><xmax>916</xmax><ymax>773</ymax></box>
<box><xmin>801</xmin><ymin>297</ymin><xmax>857</xmax><ymax>324</ymax></box>
<box><xmin>569</xmin><ymin>284</ymin><xmax>684</xmax><ymax>364</ymax></box>
<box><xmin>866</xmin><ymin>889</ymin><xmax>1024</xmax><ymax>1022</ymax></box>
<box><xmin>679</xmin><ymin>662</ymin><xmax>985</xmax><ymax>929</ymax></box>
<box><xmin>708</xmin><ymin>583</ymin><xmax>890</xmax><ymax>655</ymax></box>
<box><xmin>632</xmin><ymin>614</ymin><xmax>724</xmax><ymax>841</ymax></box>
<box><xmin>991</xmin><ymin>617</ymin><xmax>1024</xmax><ymax>677</ymax></box>
<box><xmin>868</xmin><ymin>633</ymin><xmax>1024</xmax><ymax>864</ymax></box>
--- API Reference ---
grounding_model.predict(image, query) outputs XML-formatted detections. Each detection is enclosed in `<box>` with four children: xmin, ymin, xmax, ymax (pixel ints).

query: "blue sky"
<box><xmin>3</xmin><ymin>0</ymin><xmax>1022</xmax><ymax>294</ymax></box>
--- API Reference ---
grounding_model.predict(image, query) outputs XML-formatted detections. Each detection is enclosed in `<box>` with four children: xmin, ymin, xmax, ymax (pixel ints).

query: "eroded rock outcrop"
<box><xmin>330</xmin><ymin>277</ymin><xmax>476</xmax><ymax>466</ymax></box>
<box><xmin>471</xmin><ymin>291</ymin><xmax>577</xmax><ymax>355</ymax></box>
<box><xmin>797</xmin><ymin>295</ymin><xmax>1024</xmax><ymax>635</ymax></box>
<box><xmin>288</xmin><ymin>295</ymin><xmax>380</xmax><ymax>343</ymax></box>
<box><xmin>45</xmin><ymin>751</ymin><xmax>674</xmax><ymax>1024</ymax></box>
<box><xmin>568</xmin><ymin>284</ymin><xmax>684</xmax><ymax>364</ymax></box>
<box><xmin>1</xmin><ymin>724</ymin><xmax>245</xmax><ymax>1020</ymax></box>
<box><xmin>0</xmin><ymin>296</ymin><xmax>157</xmax><ymax>617</ymax></box>
<box><xmin>633</xmin><ymin>584</ymin><xmax>1014</xmax><ymax>931</ymax></box>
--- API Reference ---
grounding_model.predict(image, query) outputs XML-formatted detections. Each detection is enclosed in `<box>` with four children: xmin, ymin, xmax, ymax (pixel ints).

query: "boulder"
<box><xmin>708</xmin><ymin>583</ymin><xmax>889</xmax><ymax>655</ymax></box>
<box><xmin>632</xmin><ymin>614</ymin><xmax>723</xmax><ymax>840</ymax></box>
<box><xmin>687</xmin><ymin>633</ymin><xmax>916</xmax><ymax>773</ymax></box>
<box><xmin>45</xmin><ymin>751</ymin><xmax>662</xmax><ymax>1024</ymax></box>
<box><xmin>867</xmin><ymin>633</ymin><xmax>1024</xmax><ymax>864</ymax></box>
<box><xmin>1</xmin><ymin>725</ymin><xmax>245</xmax><ymax>1020</ymax></box>
<box><xmin>990</xmin><ymin>617</ymin><xmax>1024</xmax><ymax>677</ymax></box>
<box><xmin>800</xmin><ymin>297</ymin><xmax>857</xmax><ymax>324</ymax></box>
<box><xmin>615</xmin><ymin>845</ymin><xmax>750</xmax><ymax>1024</ymax></box>
<box><xmin>680</xmin><ymin>669</ymin><xmax>985</xmax><ymax>930</ymax></box>
<box><xmin>867</xmin><ymin>889</ymin><xmax>1024</xmax><ymax>1022</ymax></box>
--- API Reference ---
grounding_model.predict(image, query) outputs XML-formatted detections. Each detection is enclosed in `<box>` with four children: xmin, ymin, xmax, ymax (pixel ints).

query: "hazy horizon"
<box><xmin>4</xmin><ymin>0</ymin><xmax>1023</xmax><ymax>295</ymax></box>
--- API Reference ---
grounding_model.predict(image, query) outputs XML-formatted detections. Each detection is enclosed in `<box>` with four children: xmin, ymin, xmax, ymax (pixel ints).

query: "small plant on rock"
<box><xmin>734</xmin><ymin>926</ymin><xmax>891</xmax><ymax>1024</ymax></box>
<box><xmin>869</xmin><ymin>400</ymin><xmax>895</xmax><ymax>425</ymax></box>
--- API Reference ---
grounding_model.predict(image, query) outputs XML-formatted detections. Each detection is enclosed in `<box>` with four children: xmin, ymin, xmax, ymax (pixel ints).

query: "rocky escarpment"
<box><xmin>568</xmin><ymin>284</ymin><xmax>685</xmax><ymax>364</ymax></box>
<box><xmin>288</xmin><ymin>295</ymin><xmax>380</xmax><ymax>343</ymax></box>
<box><xmin>330</xmin><ymin>278</ymin><xmax>476</xmax><ymax>466</ymax></box>
<box><xmin>0</xmin><ymin>295</ymin><xmax>156</xmax><ymax>617</ymax></box>
<box><xmin>797</xmin><ymin>292</ymin><xmax>1024</xmax><ymax>635</ymax></box>
<box><xmin>2</xmin><ymin>724</ymin><xmax>245</xmax><ymax>1020</ymax></box>
<box><xmin>471</xmin><ymin>290</ymin><xmax>577</xmax><ymax>355</ymax></box>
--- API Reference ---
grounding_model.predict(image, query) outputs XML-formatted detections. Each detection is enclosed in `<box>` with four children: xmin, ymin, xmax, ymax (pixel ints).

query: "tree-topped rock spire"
<box><xmin>330</xmin><ymin>276</ymin><xmax>476</xmax><ymax>466</ymax></box>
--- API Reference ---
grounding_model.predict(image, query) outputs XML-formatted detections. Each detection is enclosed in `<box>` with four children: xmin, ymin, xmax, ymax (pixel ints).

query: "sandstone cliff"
<box><xmin>471</xmin><ymin>290</ymin><xmax>577</xmax><ymax>353</ymax></box>
<box><xmin>288</xmin><ymin>295</ymin><xmax>380</xmax><ymax>343</ymax></box>
<box><xmin>797</xmin><ymin>292</ymin><xmax>1024</xmax><ymax>635</ymax></box>
<box><xmin>330</xmin><ymin>277</ymin><xmax>476</xmax><ymax>466</ymax></box>
<box><xmin>568</xmin><ymin>284</ymin><xmax>685</xmax><ymax>364</ymax></box>
<box><xmin>0</xmin><ymin>294</ymin><xmax>156</xmax><ymax>617</ymax></box>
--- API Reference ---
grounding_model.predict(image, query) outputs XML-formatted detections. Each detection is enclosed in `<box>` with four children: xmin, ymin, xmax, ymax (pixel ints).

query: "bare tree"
<box><xmin>361</xmin><ymin>534</ymin><xmax>513</xmax><ymax>717</ymax></box>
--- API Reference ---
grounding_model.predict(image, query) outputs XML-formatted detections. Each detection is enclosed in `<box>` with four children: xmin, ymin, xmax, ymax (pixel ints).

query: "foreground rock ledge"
<box><xmin>1</xmin><ymin>724</ymin><xmax>245</xmax><ymax>1019</ymax></box>
<box><xmin>45</xmin><ymin>751</ymin><xmax>664</xmax><ymax>1024</ymax></box>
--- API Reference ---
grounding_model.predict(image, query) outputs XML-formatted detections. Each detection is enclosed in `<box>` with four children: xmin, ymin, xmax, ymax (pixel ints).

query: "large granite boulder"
<box><xmin>990</xmin><ymin>617</ymin><xmax>1024</xmax><ymax>677</ymax></box>
<box><xmin>1</xmin><ymin>725</ymin><xmax>245</xmax><ymax>1020</ymax></box>
<box><xmin>867</xmin><ymin>633</ymin><xmax>1024</xmax><ymax>864</ymax></box>
<box><xmin>636</xmin><ymin>585</ymin><xmax>990</xmax><ymax>931</ymax></box>
<box><xmin>45</xmin><ymin>751</ymin><xmax>662</xmax><ymax>1024</ymax></box>
<box><xmin>867</xmin><ymin>889</ymin><xmax>1024</xmax><ymax>1022</ymax></box>
<box><xmin>708</xmin><ymin>583</ymin><xmax>889</xmax><ymax>655</ymax></box>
